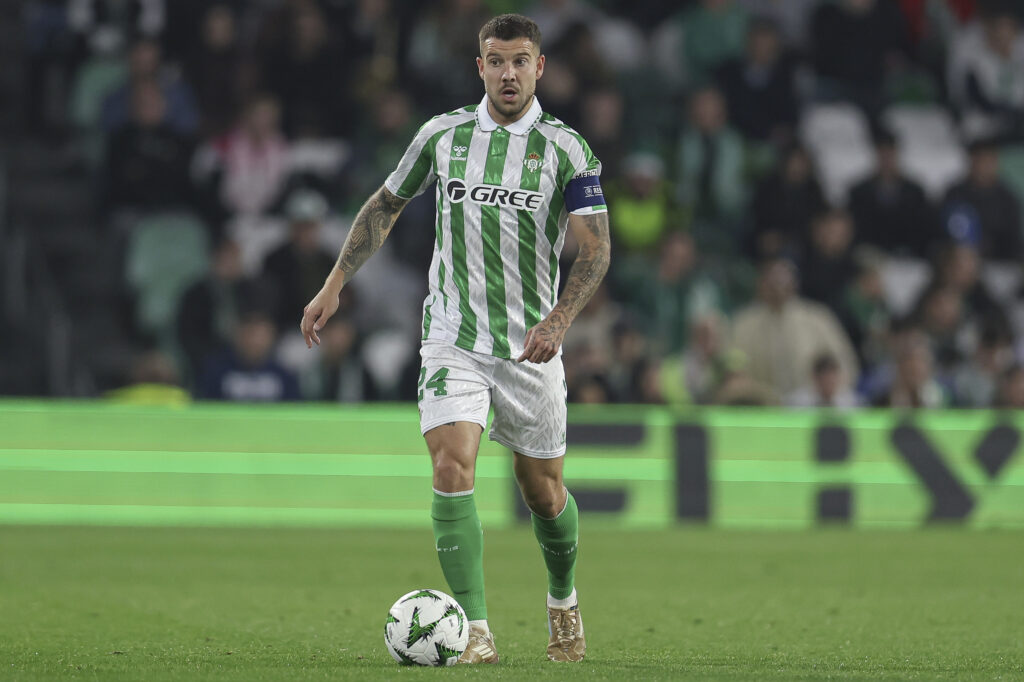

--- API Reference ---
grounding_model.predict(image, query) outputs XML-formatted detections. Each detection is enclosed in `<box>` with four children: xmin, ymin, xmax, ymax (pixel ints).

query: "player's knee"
<box><xmin>432</xmin><ymin>454</ymin><xmax>474</xmax><ymax>491</ymax></box>
<box><xmin>520</xmin><ymin>480</ymin><xmax>563</xmax><ymax>519</ymax></box>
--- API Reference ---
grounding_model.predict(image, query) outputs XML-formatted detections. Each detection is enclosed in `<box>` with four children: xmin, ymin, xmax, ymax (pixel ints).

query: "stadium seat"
<box><xmin>884</xmin><ymin>105</ymin><xmax>967</xmax><ymax>199</ymax></box>
<box><xmin>125</xmin><ymin>211</ymin><xmax>210</xmax><ymax>341</ymax></box>
<box><xmin>68</xmin><ymin>56</ymin><xmax>128</xmax><ymax>169</ymax></box>
<box><xmin>800</xmin><ymin>104</ymin><xmax>874</xmax><ymax>204</ymax></box>
<box><xmin>880</xmin><ymin>257</ymin><xmax>931</xmax><ymax>317</ymax></box>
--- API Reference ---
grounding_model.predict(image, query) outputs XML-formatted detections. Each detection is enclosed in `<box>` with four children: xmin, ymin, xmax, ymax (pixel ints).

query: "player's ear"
<box><xmin>476</xmin><ymin>56</ymin><xmax>484</xmax><ymax>79</ymax></box>
<box><xmin>535</xmin><ymin>54</ymin><xmax>545</xmax><ymax>79</ymax></box>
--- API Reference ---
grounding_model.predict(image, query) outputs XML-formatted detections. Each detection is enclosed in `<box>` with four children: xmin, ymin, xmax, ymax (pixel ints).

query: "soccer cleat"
<box><xmin>546</xmin><ymin>602</ymin><xmax>586</xmax><ymax>662</ymax></box>
<box><xmin>457</xmin><ymin>623</ymin><xmax>499</xmax><ymax>664</ymax></box>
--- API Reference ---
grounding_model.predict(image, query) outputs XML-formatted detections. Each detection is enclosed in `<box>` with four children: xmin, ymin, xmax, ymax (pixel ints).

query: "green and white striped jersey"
<box><xmin>384</xmin><ymin>95</ymin><xmax>607</xmax><ymax>359</ymax></box>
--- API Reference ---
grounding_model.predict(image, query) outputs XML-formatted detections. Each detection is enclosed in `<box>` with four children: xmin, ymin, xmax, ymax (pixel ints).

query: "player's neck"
<box><xmin>487</xmin><ymin>95</ymin><xmax>534</xmax><ymax>127</ymax></box>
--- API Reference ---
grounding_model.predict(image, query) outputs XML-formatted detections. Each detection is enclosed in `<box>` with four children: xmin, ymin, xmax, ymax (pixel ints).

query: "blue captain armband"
<box><xmin>564</xmin><ymin>170</ymin><xmax>607</xmax><ymax>214</ymax></box>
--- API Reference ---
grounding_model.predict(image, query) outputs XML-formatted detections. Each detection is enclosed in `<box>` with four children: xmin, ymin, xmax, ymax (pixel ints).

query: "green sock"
<box><xmin>431</xmin><ymin>491</ymin><xmax>487</xmax><ymax>620</ymax></box>
<box><xmin>531</xmin><ymin>490</ymin><xmax>579</xmax><ymax>600</ymax></box>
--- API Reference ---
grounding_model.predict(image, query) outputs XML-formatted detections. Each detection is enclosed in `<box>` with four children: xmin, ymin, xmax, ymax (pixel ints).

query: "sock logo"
<box><xmin>436</xmin><ymin>544</ymin><xmax>460</xmax><ymax>552</ymax></box>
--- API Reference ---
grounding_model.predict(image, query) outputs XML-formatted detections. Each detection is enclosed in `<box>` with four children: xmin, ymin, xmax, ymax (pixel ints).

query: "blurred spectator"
<box><xmin>848</xmin><ymin>128</ymin><xmax>936</xmax><ymax>258</ymax></box>
<box><xmin>913</xmin><ymin>284</ymin><xmax>971</xmax><ymax>371</ymax></box>
<box><xmin>799</xmin><ymin>209</ymin><xmax>859</xmax><ymax>315</ymax></box>
<box><xmin>942</xmin><ymin>138</ymin><xmax>1022</xmax><ymax>262</ymax></box>
<box><xmin>948</xmin><ymin>7</ymin><xmax>1024</xmax><ymax>140</ymax></box>
<box><xmin>677</xmin><ymin>87</ymin><xmax>747</xmax><ymax>250</ymax></box>
<box><xmin>183</xmin><ymin>4</ymin><xmax>246</xmax><ymax>137</ymax></box>
<box><xmin>749</xmin><ymin>144</ymin><xmax>826</xmax><ymax>259</ymax></box>
<box><xmin>68</xmin><ymin>0</ymin><xmax>165</xmax><ymax>59</ymax></box>
<box><xmin>932</xmin><ymin>242</ymin><xmax>1011</xmax><ymax>336</ymax></box>
<box><xmin>199</xmin><ymin>310</ymin><xmax>300</xmax><ymax>401</ymax></box>
<box><xmin>877</xmin><ymin>331</ymin><xmax>950</xmax><ymax>407</ymax></box>
<box><xmin>347</xmin><ymin>89</ymin><xmax>419</xmax><ymax>207</ymax></box>
<box><xmin>192</xmin><ymin>93</ymin><xmax>291</xmax><ymax>218</ymax></box>
<box><xmin>577</xmin><ymin>87</ymin><xmax>628</xmax><ymax>182</ymax></box>
<box><xmin>787</xmin><ymin>353</ymin><xmax>860</xmax><ymax>408</ymax></box>
<box><xmin>336</xmin><ymin>0</ymin><xmax>402</xmax><ymax>104</ymax></box>
<box><xmin>177</xmin><ymin>239</ymin><xmax>272</xmax><ymax>383</ymax></box>
<box><xmin>733</xmin><ymin>258</ymin><xmax>860</xmax><ymax>396</ymax></box>
<box><xmin>620</xmin><ymin>231</ymin><xmax>723</xmax><ymax>356</ymax></box>
<box><xmin>301</xmin><ymin>312</ymin><xmax>376</xmax><ymax>402</ymax></box>
<box><xmin>715</xmin><ymin>17</ymin><xmax>799</xmax><ymax>144</ymax></box>
<box><xmin>102</xmin><ymin>80</ymin><xmax>194</xmax><ymax>212</ymax></box>
<box><xmin>953</xmin><ymin>323</ymin><xmax>1014</xmax><ymax>406</ymax></box>
<box><xmin>811</xmin><ymin>0</ymin><xmax>912</xmax><ymax>114</ymax></box>
<box><xmin>105</xmin><ymin>348</ymin><xmax>189</xmax><ymax>405</ymax></box>
<box><xmin>605</xmin><ymin>152</ymin><xmax>675</xmax><ymax>255</ymax></box>
<box><xmin>100</xmin><ymin>37</ymin><xmax>198</xmax><ymax>135</ymax></box>
<box><xmin>678</xmin><ymin>312</ymin><xmax>736</xmax><ymax>404</ymax></box>
<box><xmin>261</xmin><ymin>189</ymin><xmax>337</xmax><ymax>333</ymax></box>
<box><xmin>607</xmin><ymin>320</ymin><xmax>651</xmax><ymax>403</ymax></box>
<box><xmin>407</xmin><ymin>0</ymin><xmax>491</xmax><ymax>113</ymax></box>
<box><xmin>259</xmin><ymin>1</ymin><xmax>351</xmax><ymax>137</ymax></box>
<box><xmin>995</xmin><ymin>364</ymin><xmax>1024</xmax><ymax>408</ymax></box>
<box><xmin>737</xmin><ymin>0</ymin><xmax>818</xmax><ymax>49</ymax></box>
<box><xmin>654</xmin><ymin>0</ymin><xmax>750</xmax><ymax>88</ymax></box>
<box><xmin>839</xmin><ymin>258</ymin><xmax>891</xmax><ymax>370</ymax></box>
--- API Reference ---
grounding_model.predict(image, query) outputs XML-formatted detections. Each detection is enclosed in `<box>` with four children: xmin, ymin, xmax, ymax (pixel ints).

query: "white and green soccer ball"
<box><xmin>384</xmin><ymin>589</ymin><xmax>468</xmax><ymax>666</ymax></box>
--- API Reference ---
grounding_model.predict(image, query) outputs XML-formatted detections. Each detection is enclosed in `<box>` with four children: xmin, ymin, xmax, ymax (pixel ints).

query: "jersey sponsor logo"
<box><xmin>450</xmin><ymin>145</ymin><xmax>468</xmax><ymax>160</ymax></box>
<box><xmin>523</xmin><ymin>152</ymin><xmax>543</xmax><ymax>173</ymax></box>
<box><xmin>446</xmin><ymin>178</ymin><xmax>468</xmax><ymax>202</ymax></box>
<box><xmin>445</xmin><ymin>179</ymin><xmax>544</xmax><ymax>211</ymax></box>
<box><xmin>573</xmin><ymin>168</ymin><xmax>600</xmax><ymax>178</ymax></box>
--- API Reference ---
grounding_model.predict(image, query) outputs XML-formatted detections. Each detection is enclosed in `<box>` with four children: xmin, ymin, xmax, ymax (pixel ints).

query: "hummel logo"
<box><xmin>451</xmin><ymin>145</ymin><xmax>468</xmax><ymax>159</ymax></box>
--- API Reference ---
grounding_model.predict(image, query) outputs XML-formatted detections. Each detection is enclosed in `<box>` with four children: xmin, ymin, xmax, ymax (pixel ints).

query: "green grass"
<box><xmin>1</xmin><ymin>527</ymin><xmax>1022</xmax><ymax>681</ymax></box>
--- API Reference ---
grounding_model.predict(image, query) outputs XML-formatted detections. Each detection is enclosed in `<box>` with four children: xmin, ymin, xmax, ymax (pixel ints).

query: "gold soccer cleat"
<box><xmin>457</xmin><ymin>623</ymin><xmax>499</xmax><ymax>664</ymax></box>
<box><xmin>546</xmin><ymin>603</ymin><xmax>586</xmax><ymax>662</ymax></box>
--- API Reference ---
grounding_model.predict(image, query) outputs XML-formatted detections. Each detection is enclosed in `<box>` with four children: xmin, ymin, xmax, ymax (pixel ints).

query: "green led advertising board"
<box><xmin>0</xmin><ymin>401</ymin><xmax>1021</xmax><ymax>528</ymax></box>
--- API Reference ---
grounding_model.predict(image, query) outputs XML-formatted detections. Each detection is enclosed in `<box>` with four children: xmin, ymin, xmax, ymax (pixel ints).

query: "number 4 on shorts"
<box><xmin>418</xmin><ymin>367</ymin><xmax>449</xmax><ymax>400</ymax></box>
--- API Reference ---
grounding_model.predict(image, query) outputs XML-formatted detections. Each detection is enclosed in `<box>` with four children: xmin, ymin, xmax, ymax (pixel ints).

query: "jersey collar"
<box><xmin>476</xmin><ymin>94</ymin><xmax>543</xmax><ymax>136</ymax></box>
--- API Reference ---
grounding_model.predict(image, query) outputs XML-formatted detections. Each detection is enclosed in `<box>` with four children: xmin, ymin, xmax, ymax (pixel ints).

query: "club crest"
<box><xmin>524</xmin><ymin>152</ymin><xmax>543</xmax><ymax>172</ymax></box>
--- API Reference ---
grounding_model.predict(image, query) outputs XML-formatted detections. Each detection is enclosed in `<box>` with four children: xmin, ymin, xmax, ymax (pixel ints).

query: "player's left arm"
<box><xmin>517</xmin><ymin>210</ymin><xmax>610</xmax><ymax>363</ymax></box>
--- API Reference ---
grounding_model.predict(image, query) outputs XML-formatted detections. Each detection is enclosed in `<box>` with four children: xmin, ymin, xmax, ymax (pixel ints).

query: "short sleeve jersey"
<box><xmin>385</xmin><ymin>95</ymin><xmax>607</xmax><ymax>359</ymax></box>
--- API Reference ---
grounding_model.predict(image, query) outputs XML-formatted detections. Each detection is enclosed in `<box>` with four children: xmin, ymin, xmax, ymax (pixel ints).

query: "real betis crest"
<box><xmin>524</xmin><ymin>152</ymin><xmax>543</xmax><ymax>172</ymax></box>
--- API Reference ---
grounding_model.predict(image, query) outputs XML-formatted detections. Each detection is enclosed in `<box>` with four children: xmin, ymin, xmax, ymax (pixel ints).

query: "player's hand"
<box><xmin>517</xmin><ymin>314</ymin><xmax>567</xmax><ymax>363</ymax></box>
<box><xmin>300</xmin><ymin>285</ymin><xmax>341</xmax><ymax>348</ymax></box>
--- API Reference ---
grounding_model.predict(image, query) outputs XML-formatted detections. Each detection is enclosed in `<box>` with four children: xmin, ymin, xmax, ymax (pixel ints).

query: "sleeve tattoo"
<box><xmin>548</xmin><ymin>212</ymin><xmax>611</xmax><ymax>331</ymax></box>
<box><xmin>335</xmin><ymin>186</ymin><xmax>408</xmax><ymax>284</ymax></box>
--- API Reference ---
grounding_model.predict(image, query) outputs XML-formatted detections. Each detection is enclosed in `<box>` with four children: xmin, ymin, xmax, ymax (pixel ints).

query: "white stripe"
<box><xmin>500</xmin><ymin>133</ymin><xmax>529</xmax><ymax>357</ymax></box>
<box><xmin>433</xmin><ymin>487</ymin><xmax>474</xmax><ymax>497</ymax></box>
<box><xmin>532</xmin><ymin>139</ymin><xmax>558</xmax><ymax>316</ymax></box>
<box><xmin>423</xmin><ymin>128</ymin><xmax>457</xmax><ymax>343</ymax></box>
<box><xmin>465</xmin><ymin>126</ymin><xmax>493</xmax><ymax>354</ymax></box>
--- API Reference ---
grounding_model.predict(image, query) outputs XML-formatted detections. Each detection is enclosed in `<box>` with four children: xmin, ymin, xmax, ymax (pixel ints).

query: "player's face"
<box><xmin>477</xmin><ymin>37</ymin><xmax>544</xmax><ymax>125</ymax></box>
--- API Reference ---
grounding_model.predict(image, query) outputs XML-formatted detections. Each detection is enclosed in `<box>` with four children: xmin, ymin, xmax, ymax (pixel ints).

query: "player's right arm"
<box><xmin>300</xmin><ymin>185</ymin><xmax>408</xmax><ymax>347</ymax></box>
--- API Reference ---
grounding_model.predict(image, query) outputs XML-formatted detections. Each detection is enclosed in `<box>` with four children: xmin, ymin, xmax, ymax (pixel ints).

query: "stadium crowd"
<box><xmin>16</xmin><ymin>0</ymin><xmax>1024</xmax><ymax>409</ymax></box>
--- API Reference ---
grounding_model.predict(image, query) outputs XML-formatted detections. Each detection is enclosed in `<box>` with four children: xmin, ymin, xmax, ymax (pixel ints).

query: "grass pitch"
<box><xmin>1</xmin><ymin>526</ymin><xmax>1021</xmax><ymax>681</ymax></box>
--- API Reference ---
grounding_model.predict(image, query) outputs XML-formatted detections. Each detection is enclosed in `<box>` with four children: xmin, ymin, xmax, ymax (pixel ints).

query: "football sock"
<box><xmin>431</xmin><ymin>489</ymin><xmax>487</xmax><ymax>621</ymax></box>
<box><xmin>547</xmin><ymin>588</ymin><xmax>577</xmax><ymax>609</ymax></box>
<box><xmin>468</xmin><ymin>619</ymin><xmax>489</xmax><ymax>635</ymax></box>
<box><xmin>531</xmin><ymin>489</ymin><xmax>579</xmax><ymax>601</ymax></box>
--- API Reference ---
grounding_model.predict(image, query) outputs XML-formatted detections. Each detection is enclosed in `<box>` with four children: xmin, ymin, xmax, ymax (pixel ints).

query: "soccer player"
<box><xmin>300</xmin><ymin>14</ymin><xmax>609</xmax><ymax>664</ymax></box>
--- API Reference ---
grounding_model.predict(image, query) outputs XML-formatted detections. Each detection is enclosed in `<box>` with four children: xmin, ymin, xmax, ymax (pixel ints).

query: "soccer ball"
<box><xmin>384</xmin><ymin>589</ymin><xmax>468</xmax><ymax>666</ymax></box>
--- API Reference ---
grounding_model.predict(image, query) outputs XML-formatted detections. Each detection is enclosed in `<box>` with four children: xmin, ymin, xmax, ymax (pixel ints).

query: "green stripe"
<box><xmin>518</xmin><ymin>130</ymin><xmax>547</xmax><ymax>329</ymax></box>
<box><xmin>448</xmin><ymin>123</ymin><xmax>477</xmax><ymax>349</ymax></box>
<box><xmin>396</xmin><ymin>128</ymin><xmax>444</xmax><ymax>198</ymax></box>
<box><xmin>481</xmin><ymin>130</ymin><xmax>511</xmax><ymax>357</ymax></box>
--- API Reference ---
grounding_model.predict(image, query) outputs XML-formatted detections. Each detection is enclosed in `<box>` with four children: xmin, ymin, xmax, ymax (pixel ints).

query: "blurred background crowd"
<box><xmin>5</xmin><ymin>0</ymin><xmax>1024</xmax><ymax>409</ymax></box>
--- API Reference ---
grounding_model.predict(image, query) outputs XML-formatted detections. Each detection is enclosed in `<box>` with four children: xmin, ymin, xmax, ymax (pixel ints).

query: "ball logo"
<box><xmin>445</xmin><ymin>180</ymin><xmax>543</xmax><ymax>211</ymax></box>
<box><xmin>446</xmin><ymin>179</ymin><xmax>467</xmax><ymax>202</ymax></box>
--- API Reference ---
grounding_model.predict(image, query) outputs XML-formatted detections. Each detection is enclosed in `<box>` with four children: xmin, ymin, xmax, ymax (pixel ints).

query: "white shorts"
<box><xmin>417</xmin><ymin>342</ymin><xmax>567</xmax><ymax>458</ymax></box>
